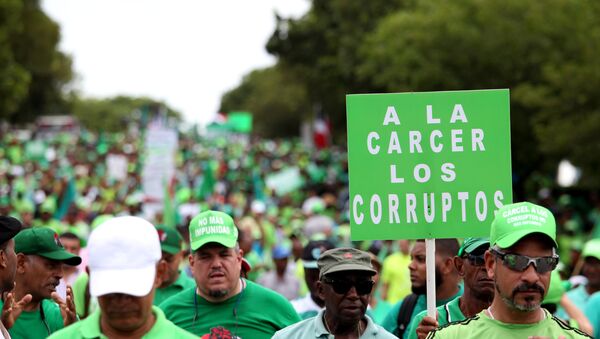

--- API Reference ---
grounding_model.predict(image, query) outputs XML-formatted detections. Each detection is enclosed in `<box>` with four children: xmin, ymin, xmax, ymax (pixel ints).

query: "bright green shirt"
<box><xmin>406</xmin><ymin>296</ymin><xmax>464</xmax><ymax>339</ymax></box>
<box><xmin>380</xmin><ymin>252</ymin><xmax>411</xmax><ymax>304</ymax></box>
<box><xmin>0</xmin><ymin>299</ymin><xmax>64</xmax><ymax>338</ymax></box>
<box><xmin>47</xmin><ymin>306</ymin><xmax>197</xmax><ymax>338</ymax></box>
<box><xmin>153</xmin><ymin>271</ymin><xmax>196</xmax><ymax>306</ymax></box>
<box><xmin>159</xmin><ymin>279</ymin><xmax>301</xmax><ymax>338</ymax></box>
<box><xmin>382</xmin><ymin>284</ymin><xmax>464</xmax><ymax>338</ymax></box>
<box><xmin>426</xmin><ymin>309</ymin><xmax>591</xmax><ymax>339</ymax></box>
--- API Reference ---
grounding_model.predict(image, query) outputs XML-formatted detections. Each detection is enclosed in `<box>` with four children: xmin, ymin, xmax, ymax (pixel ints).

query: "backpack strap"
<box><xmin>395</xmin><ymin>293</ymin><xmax>419</xmax><ymax>337</ymax></box>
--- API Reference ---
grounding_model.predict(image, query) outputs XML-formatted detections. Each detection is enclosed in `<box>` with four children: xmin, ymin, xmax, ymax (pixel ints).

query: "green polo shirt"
<box><xmin>406</xmin><ymin>296</ymin><xmax>464</xmax><ymax>339</ymax></box>
<box><xmin>153</xmin><ymin>271</ymin><xmax>196</xmax><ymax>306</ymax></box>
<box><xmin>0</xmin><ymin>299</ymin><xmax>64</xmax><ymax>338</ymax></box>
<box><xmin>47</xmin><ymin>305</ymin><xmax>197</xmax><ymax>339</ymax></box>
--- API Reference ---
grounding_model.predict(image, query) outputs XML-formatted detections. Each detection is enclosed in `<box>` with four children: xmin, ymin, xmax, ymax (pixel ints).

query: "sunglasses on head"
<box><xmin>491</xmin><ymin>247</ymin><xmax>558</xmax><ymax>273</ymax></box>
<box><xmin>465</xmin><ymin>253</ymin><xmax>486</xmax><ymax>266</ymax></box>
<box><xmin>322</xmin><ymin>278</ymin><xmax>374</xmax><ymax>295</ymax></box>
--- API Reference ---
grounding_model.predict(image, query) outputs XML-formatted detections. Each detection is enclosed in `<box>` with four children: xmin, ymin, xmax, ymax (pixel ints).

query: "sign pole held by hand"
<box><xmin>425</xmin><ymin>238</ymin><xmax>436</xmax><ymax>319</ymax></box>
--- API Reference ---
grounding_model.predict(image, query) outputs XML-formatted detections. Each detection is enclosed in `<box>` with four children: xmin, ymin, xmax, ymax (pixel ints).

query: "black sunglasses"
<box><xmin>465</xmin><ymin>253</ymin><xmax>485</xmax><ymax>266</ymax></box>
<box><xmin>322</xmin><ymin>278</ymin><xmax>374</xmax><ymax>295</ymax></box>
<box><xmin>491</xmin><ymin>248</ymin><xmax>558</xmax><ymax>274</ymax></box>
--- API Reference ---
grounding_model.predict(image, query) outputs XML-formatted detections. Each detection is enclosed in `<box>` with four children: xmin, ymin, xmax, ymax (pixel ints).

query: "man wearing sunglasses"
<box><xmin>273</xmin><ymin>248</ymin><xmax>396</xmax><ymax>338</ymax></box>
<box><xmin>406</xmin><ymin>237</ymin><xmax>494</xmax><ymax>339</ymax></box>
<box><xmin>427</xmin><ymin>202</ymin><xmax>591</xmax><ymax>339</ymax></box>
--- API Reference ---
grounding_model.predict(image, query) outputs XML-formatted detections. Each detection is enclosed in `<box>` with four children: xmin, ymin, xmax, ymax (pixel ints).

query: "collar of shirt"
<box><xmin>314</xmin><ymin>309</ymin><xmax>381</xmax><ymax>338</ymax></box>
<box><xmin>79</xmin><ymin>305</ymin><xmax>167</xmax><ymax>338</ymax></box>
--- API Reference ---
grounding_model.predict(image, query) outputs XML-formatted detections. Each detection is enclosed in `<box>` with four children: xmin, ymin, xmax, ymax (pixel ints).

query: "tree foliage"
<box><xmin>0</xmin><ymin>0</ymin><xmax>74</xmax><ymax>123</ymax></box>
<box><xmin>219</xmin><ymin>66</ymin><xmax>310</xmax><ymax>138</ymax></box>
<box><xmin>72</xmin><ymin>96</ymin><xmax>182</xmax><ymax>132</ymax></box>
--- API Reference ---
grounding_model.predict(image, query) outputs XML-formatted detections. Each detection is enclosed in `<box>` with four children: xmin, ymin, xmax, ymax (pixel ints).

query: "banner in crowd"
<box><xmin>346</xmin><ymin>89</ymin><xmax>512</xmax><ymax>240</ymax></box>
<box><xmin>142</xmin><ymin>127</ymin><xmax>178</xmax><ymax>205</ymax></box>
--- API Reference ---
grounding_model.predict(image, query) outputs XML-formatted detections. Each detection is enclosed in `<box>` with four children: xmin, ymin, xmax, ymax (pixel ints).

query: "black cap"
<box><xmin>302</xmin><ymin>239</ymin><xmax>335</xmax><ymax>269</ymax></box>
<box><xmin>0</xmin><ymin>216</ymin><xmax>22</xmax><ymax>245</ymax></box>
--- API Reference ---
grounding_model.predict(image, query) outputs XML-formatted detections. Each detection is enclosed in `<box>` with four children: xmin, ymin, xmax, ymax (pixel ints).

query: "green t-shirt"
<box><xmin>426</xmin><ymin>309</ymin><xmax>592</xmax><ymax>339</ymax></box>
<box><xmin>153</xmin><ymin>271</ymin><xmax>196</xmax><ymax>306</ymax></box>
<box><xmin>381</xmin><ymin>252</ymin><xmax>412</xmax><ymax>304</ymax></box>
<box><xmin>406</xmin><ymin>296</ymin><xmax>464</xmax><ymax>339</ymax></box>
<box><xmin>0</xmin><ymin>299</ymin><xmax>65</xmax><ymax>338</ymax></box>
<box><xmin>159</xmin><ymin>279</ymin><xmax>301</xmax><ymax>338</ymax></box>
<box><xmin>47</xmin><ymin>305</ymin><xmax>197</xmax><ymax>338</ymax></box>
<box><xmin>382</xmin><ymin>284</ymin><xmax>464</xmax><ymax>338</ymax></box>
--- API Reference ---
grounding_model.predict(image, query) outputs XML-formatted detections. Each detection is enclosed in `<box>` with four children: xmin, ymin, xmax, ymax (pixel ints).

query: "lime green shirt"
<box><xmin>406</xmin><ymin>296</ymin><xmax>464</xmax><ymax>339</ymax></box>
<box><xmin>381</xmin><ymin>252</ymin><xmax>411</xmax><ymax>304</ymax></box>
<box><xmin>0</xmin><ymin>299</ymin><xmax>64</xmax><ymax>338</ymax></box>
<box><xmin>159</xmin><ymin>280</ymin><xmax>301</xmax><ymax>338</ymax></box>
<box><xmin>153</xmin><ymin>271</ymin><xmax>196</xmax><ymax>306</ymax></box>
<box><xmin>47</xmin><ymin>306</ymin><xmax>196</xmax><ymax>338</ymax></box>
<box><xmin>426</xmin><ymin>309</ymin><xmax>591</xmax><ymax>339</ymax></box>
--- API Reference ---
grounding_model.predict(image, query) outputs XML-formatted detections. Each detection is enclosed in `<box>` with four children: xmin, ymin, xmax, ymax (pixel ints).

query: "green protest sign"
<box><xmin>346</xmin><ymin>89</ymin><xmax>512</xmax><ymax>240</ymax></box>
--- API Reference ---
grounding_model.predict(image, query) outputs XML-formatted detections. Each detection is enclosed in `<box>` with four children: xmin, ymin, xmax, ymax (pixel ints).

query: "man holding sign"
<box><xmin>426</xmin><ymin>202</ymin><xmax>591</xmax><ymax>339</ymax></box>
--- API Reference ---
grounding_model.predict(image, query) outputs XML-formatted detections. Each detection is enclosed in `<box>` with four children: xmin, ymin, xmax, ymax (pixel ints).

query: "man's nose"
<box><xmin>520</xmin><ymin>263</ymin><xmax>539</xmax><ymax>284</ymax></box>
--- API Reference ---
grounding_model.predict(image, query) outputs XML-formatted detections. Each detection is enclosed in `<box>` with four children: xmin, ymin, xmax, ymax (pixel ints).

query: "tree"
<box><xmin>72</xmin><ymin>95</ymin><xmax>182</xmax><ymax>132</ymax></box>
<box><xmin>358</xmin><ymin>0</ymin><xmax>600</xmax><ymax>188</ymax></box>
<box><xmin>0</xmin><ymin>0</ymin><xmax>74</xmax><ymax>123</ymax></box>
<box><xmin>219</xmin><ymin>66</ymin><xmax>310</xmax><ymax>138</ymax></box>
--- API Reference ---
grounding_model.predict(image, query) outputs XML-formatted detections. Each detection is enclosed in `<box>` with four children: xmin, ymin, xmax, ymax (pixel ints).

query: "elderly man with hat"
<box><xmin>273</xmin><ymin>247</ymin><xmax>397</xmax><ymax>338</ymax></box>
<box><xmin>406</xmin><ymin>238</ymin><xmax>494</xmax><ymax>339</ymax></box>
<box><xmin>0</xmin><ymin>216</ymin><xmax>22</xmax><ymax>338</ymax></box>
<box><xmin>427</xmin><ymin>202</ymin><xmax>591</xmax><ymax>339</ymax></box>
<box><xmin>1</xmin><ymin>227</ymin><xmax>81</xmax><ymax>338</ymax></box>
<box><xmin>153</xmin><ymin>225</ymin><xmax>195</xmax><ymax>306</ymax></box>
<box><xmin>48</xmin><ymin>216</ymin><xmax>196</xmax><ymax>338</ymax></box>
<box><xmin>159</xmin><ymin>210</ymin><xmax>300</xmax><ymax>338</ymax></box>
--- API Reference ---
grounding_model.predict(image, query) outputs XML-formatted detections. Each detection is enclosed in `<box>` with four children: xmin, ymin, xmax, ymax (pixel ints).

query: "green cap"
<box><xmin>157</xmin><ymin>225</ymin><xmax>183</xmax><ymax>255</ymax></box>
<box><xmin>14</xmin><ymin>227</ymin><xmax>81</xmax><ymax>266</ymax></box>
<box><xmin>189</xmin><ymin>210</ymin><xmax>238</xmax><ymax>251</ymax></box>
<box><xmin>543</xmin><ymin>270</ymin><xmax>565</xmax><ymax>304</ymax></box>
<box><xmin>582</xmin><ymin>239</ymin><xmax>600</xmax><ymax>261</ymax></box>
<box><xmin>317</xmin><ymin>247</ymin><xmax>376</xmax><ymax>279</ymax></box>
<box><xmin>458</xmin><ymin>237</ymin><xmax>490</xmax><ymax>257</ymax></box>
<box><xmin>490</xmin><ymin>202</ymin><xmax>558</xmax><ymax>249</ymax></box>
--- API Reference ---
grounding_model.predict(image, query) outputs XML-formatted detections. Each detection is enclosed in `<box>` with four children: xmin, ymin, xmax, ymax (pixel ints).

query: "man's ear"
<box><xmin>16</xmin><ymin>253</ymin><xmax>28</xmax><ymax>274</ymax></box>
<box><xmin>439</xmin><ymin>256</ymin><xmax>455</xmax><ymax>275</ymax></box>
<box><xmin>454</xmin><ymin>256</ymin><xmax>465</xmax><ymax>276</ymax></box>
<box><xmin>316</xmin><ymin>280</ymin><xmax>326</xmax><ymax>301</ymax></box>
<box><xmin>0</xmin><ymin>249</ymin><xmax>6</xmax><ymax>269</ymax></box>
<box><xmin>188</xmin><ymin>253</ymin><xmax>195</xmax><ymax>275</ymax></box>
<box><xmin>484</xmin><ymin>250</ymin><xmax>495</xmax><ymax>279</ymax></box>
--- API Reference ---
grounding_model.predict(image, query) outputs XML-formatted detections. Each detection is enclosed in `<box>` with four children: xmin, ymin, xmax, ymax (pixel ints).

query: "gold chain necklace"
<box><xmin>323</xmin><ymin>314</ymin><xmax>363</xmax><ymax>337</ymax></box>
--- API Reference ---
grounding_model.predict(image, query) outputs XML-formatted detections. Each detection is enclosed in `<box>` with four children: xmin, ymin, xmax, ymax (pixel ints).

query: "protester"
<box><xmin>56</xmin><ymin>232</ymin><xmax>84</xmax><ymax>300</ymax></box>
<box><xmin>290</xmin><ymin>239</ymin><xmax>335</xmax><ymax>319</ymax></box>
<box><xmin>272</xmin><ymin>247</ymin><xmax>396</xmax><ymax>338</ymax></box>
<box><xmin>48</xmin><ymin>215</ymin><xmax>197</xmax><ymax>338</ymax></box>
<box><xmin>380</xmin><ymin>240</ymin><xmax>412</xmax><ymax>304</ymax></box>
<box><xmin>407</xmin><ymin>238</ymin><xmax>493</xmax><ymax>339</ymax></box>
<box><xmin>153</xmin><ymin>225</ymin><xmax>195</xmax><ymax>306</ymax></box>
<box><xmin>427</xmin><ymin>202</ymin><xmax>591</xmax><ymax>338</ymax></box>
<box><xmin>2</xmin><ymin>227</ymin><xmax>81</xmax><ymax>338</ymax></box>
<box><xmin>159</xmin><ymin>210</ymin><xmax>301</xmax><ymax>338</ymax></box>
<box><xmin>257</xmin><ymin>244</ymin><xmax>300</xmax><ymax>300</ymax></box>
<box><xmin>366</xmin><ymin>252</ymin><xmax>392</xmax><ymax>325</ymax></box>
<box><xmin>382</xmin><ymin>239</ymin><xmax>462</xmax><ymax>338</ymax></box>
<box><xmin>0</xmin><ymin>216</ymin><xmax>23</xmax><ymax>338</ymax></box>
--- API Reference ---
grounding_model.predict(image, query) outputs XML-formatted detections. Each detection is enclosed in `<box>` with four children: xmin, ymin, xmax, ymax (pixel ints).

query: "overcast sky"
<box><xmin>42</xmin><ymin>0</ymin><xmax>310</xmax><ymax>125</ymax></box>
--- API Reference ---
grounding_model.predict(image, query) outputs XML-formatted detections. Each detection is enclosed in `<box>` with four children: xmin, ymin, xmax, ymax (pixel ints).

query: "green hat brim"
<box><xmin>38</xmin><ymin>250</ymin><xmax>82</xmax><ymax>266</ymax></box>
<box><xmin>161</xmin><ymin>244</ymin><xmax>181</xmax><ymax>255</ymax></box>
<box><xmin>458</xmin><ymin>239</ymin><xmax>490</xmax><ymax>257</ymax></box>
<box><xmin>320</xmin><ymin>264</ymin><xmax>376</xmax><ymax>279</ymax></box>
<box><xmin>191</xmin><ymin>237</ymin><xmax>237</xmax><ymax>251</ymax></box>
<box><xmin>495</xmin><ymin>230</ymin><xmax>558</xmax><ymax>249</ymax></box>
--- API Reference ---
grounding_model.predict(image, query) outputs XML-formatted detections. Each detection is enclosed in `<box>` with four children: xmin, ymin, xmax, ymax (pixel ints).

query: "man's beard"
<box><xmin>411</xmin><ymin>267</ymin><xmax>444</xmax><ymax>295</ymax></box>
<box><xmin>208</xmin><ymin>289</ymin><xmax>229</xmax><ymax>298</ymax></box>
<box><xmin>496</xmin><ymin>281</ymin><xmax>545</xmax><ymax>312</ymax></box>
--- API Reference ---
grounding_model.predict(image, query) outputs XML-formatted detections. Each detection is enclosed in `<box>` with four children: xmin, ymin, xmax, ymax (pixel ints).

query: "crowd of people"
<box><xmin>0</xmin><ymin>123</ymin><xmax>599</xmax><ymax>338</ymax></box>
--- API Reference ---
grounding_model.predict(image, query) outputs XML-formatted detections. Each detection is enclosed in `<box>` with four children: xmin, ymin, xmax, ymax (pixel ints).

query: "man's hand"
<box><xmin>1</xmin><ymin>289</ymin><xmax>32</xmax><ymax>329</ymax></box>
<box><xmin>51</xmin><ymin>285</ymin><xmax>78</xmax><ymax>326</ymax></box>
<box><xmin>416</xmin><ymin>314</ymin><xmax>439</xmax><ymax>339</ymax></box>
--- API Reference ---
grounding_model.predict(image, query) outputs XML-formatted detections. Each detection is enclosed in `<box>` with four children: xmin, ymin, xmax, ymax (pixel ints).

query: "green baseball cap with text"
<box><xmin>14</xmin><ymin>227</ymin><xmax>81</xmax><ymax>266</ymax></box>
<box><xmin>490</xmin><ymin>202</ymin><xmax>558</xmax><ymax>249</ymax></box>
<box><xmin>156</xmin><ymin>225</ymin><xmax>183</xmax><ymax>255</ymax></box>
<box><xmin>458</xmin><ymin>237</ymin><xmax>490</xmax><ymax>257</ymax></box>
<box><xmin>189</xmin><ymin>210</ymin><xmax>238</xmax><ymax>251</ymax></box>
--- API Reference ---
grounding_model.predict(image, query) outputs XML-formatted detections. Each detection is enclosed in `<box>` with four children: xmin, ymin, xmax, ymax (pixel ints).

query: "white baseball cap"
<box><xmin>88</xmin><ymin>216</ymin><xmax>161</xmax><ymax>297</ymax></box>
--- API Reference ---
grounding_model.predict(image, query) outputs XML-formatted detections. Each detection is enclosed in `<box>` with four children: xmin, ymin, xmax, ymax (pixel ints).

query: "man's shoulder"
<box><xmin>426</xmin><ymin>314</ymin><xmax>482</xmax><ymax>338</ymax></box>
<box><xmin>272</xmin><ymin>316</ymin><xmax>317</xmax><ymax>338</ymax></box>
<box><xmin>47</xmin><ymin>315</ymin><xmax>90</xmax><ymax>338</ymax></box>
<box><xmin>547</xmin><ymin>314</ymin><xmax>593</xmax><ymax>338</ymax></box>
<box><xmin>159</xmin><ymin>286</ymin><xmax>195</xmax><ymax>309</ymax></box>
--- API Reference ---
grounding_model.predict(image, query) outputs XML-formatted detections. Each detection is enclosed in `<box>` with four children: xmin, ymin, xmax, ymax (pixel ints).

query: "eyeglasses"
<box><xmin>322</xmin><ymin>278</ymin><xmax>374</xmax><ymax>295</ymax></box>
<box><xmin>491</xmin><ymin>248</ymin><xmax>558</xmax><ymax>273</ymax></box>
<box><xmin>465</xmin><ymin>253</ymin><xmax>485</xmax><ymax>266</ymax></box>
